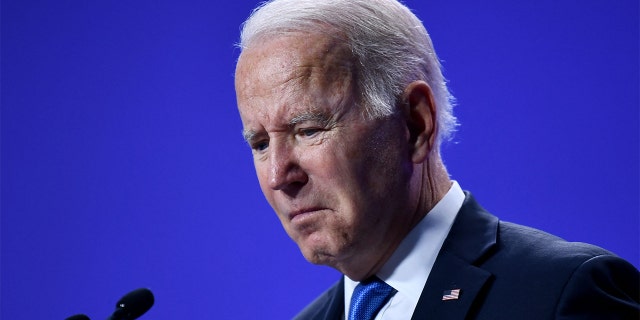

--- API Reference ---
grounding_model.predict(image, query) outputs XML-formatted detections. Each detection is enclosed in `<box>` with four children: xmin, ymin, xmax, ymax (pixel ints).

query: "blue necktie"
<box><xmin>348</xmin><ymin>277</ymin><xmax>397</xmax><ymax>320</ymax></box>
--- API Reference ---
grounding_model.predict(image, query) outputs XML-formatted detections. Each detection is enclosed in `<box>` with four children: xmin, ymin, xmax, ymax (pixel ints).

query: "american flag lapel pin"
<box><xmin>442</xmin><ymin>288</ymin><xmax>461</xmax><ymax>301</ymax></box>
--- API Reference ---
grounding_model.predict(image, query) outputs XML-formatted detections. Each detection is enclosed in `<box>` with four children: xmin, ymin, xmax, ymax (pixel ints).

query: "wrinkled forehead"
<box><xmin>235</xmin><ymin>32</ymin><xmax>354</xmax><ymax>95</ymax></box>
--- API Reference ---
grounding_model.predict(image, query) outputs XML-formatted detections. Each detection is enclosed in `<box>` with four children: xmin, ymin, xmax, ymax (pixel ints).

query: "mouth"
<box><xmin>288</xmin><ymin>207</ymin><xmax>326</xmax><ymax>223</ymax></box>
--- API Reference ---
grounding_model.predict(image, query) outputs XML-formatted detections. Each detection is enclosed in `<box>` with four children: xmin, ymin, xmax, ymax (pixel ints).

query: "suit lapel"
<box><xmin>320</xmin><ymin>277</ymin><xmax>345</xmax><ymax>320</ymax></box>
<box><xmin>412</xmin><ymin>193</ymin><xmax>498</xmax><ymax>319</ymax></box>
<box><xmin>305</xmin><ymin>277</ymin><xmax>344</xmax><ymax>320</ymax></box>
<box><xmin>412</xmin><ymin>252</ymin><xmax>492</xmax><ymax>319</ymax></box>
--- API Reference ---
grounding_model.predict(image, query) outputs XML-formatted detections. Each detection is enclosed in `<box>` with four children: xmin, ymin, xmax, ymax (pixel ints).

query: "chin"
<box><xmin>297</xmin><ymin>238</ymin><xmax>339</xmax><ymax>266</ymax></box>
<box><xmin>303</xmin><ymin>249</ymin><xmax>337</xmax><ymax>266</ymax></box>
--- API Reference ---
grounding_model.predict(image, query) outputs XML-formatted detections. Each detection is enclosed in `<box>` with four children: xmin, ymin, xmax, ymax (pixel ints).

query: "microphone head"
<box><xmin>112</xmin><ymin>288</ymin><xmax>154</xmax><ymax>320</ymax></box>
<box><xmin>65</xmin><ymin>314</ymin><xmax>90</xmax><ymax>320</ymax></box>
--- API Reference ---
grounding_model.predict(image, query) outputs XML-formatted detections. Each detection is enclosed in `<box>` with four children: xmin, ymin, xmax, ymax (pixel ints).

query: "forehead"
<box><xmin>234</xmin><ymin>33</ymin><xmax>355</xmax><ymax>123</ymax></box>
<box><xmin>236</xmin><ymin>32</ymin><xmax>352</xmax><ymax>86</ymax></box>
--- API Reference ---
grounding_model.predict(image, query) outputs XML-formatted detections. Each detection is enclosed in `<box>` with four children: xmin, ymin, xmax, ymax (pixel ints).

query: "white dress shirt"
<box><xmin>344</xmin><ymin>181</ymin><xmax>465</xmax><ymax>319</ymax></box>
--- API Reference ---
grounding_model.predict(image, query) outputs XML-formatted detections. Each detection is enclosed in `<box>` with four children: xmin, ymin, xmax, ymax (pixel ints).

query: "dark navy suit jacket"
<box><xmin>294</xmin><ymin>193</ymin><xmax>639</xmax><ymax>319</ymax></box>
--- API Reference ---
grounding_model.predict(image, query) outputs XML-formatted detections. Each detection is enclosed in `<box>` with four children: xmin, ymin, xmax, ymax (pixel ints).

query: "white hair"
<box><xmin>238</xmin><ymin>0</ymin><xmax>457</xmax><ymax>146</ymax></box>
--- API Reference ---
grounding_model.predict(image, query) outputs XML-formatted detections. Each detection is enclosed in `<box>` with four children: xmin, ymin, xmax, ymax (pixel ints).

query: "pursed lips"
<box><xmin>288</xmin><ymin>207</ymin><xmax>326</xmax><ymax>222</ymax></box>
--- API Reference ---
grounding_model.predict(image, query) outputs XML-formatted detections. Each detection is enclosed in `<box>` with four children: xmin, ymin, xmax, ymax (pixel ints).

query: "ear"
<box><xmin>400</xmin><ymin>81</ymin><xmax>438</xmax><ymax>164</ymax></box>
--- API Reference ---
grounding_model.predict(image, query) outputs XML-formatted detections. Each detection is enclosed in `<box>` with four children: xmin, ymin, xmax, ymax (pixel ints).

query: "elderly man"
<box><xmin>234</xmin><ymin>0</ymin><xmax>639</xmax><ymax>319</ymax></box>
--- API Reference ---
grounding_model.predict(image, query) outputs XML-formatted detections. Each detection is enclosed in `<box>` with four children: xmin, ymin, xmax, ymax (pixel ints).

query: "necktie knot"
<box><xmin>348</xmin><ymin>277</ymin><xmax>396</xmax><ymax>320</ymax></box>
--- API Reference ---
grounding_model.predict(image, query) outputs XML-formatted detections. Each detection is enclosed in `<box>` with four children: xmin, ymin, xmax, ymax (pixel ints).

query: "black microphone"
<box><xmin>107</xmin><ymin>288</ymin><xmax>154</xmax><ymax>320</ymax></box>
<box><xmin>65</xmin><ymin>314</ymin><xmax>90</xmax><ymax>320</ymax></box>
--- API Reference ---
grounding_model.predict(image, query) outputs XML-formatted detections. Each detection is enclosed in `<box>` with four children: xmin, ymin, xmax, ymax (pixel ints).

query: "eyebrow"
<box><xmin>242</xmin><ymin>129</ymin><xmax>257</xmax><ymax>144</ymax></box>
<box><xmin>241</xmin><ymin>110</ymin><xmax>335</xmax><ymax>143</ymax></box>
<box><xmin>289</xmin><ymin>111</ymin><xmax>334</xmax><ymax>127</ymax></box>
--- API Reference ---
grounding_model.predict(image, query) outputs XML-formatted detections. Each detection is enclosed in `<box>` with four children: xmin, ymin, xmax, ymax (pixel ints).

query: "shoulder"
<box><xmin>498</xmin><ymin>221</ymin><xmax>614</xmax><ymax>261</ymax></box>
<box><xmin>555</xmin><ymin>254</ymin><xmax>640</xmax><ymax>318</ymax></box>
<box><xmin>481</xmin><ymin>221</ymin><xmax>639</xmax><ymax>318</ymax></box>
<box><xmin>488</xmin><ymin>220</ymin><xmax>623</xmax><ymax>280</ymax></box>
<box><xmin>451</xmin><ymin>193</ymin><xmax>618</xmax><ymax>269</ymax></box>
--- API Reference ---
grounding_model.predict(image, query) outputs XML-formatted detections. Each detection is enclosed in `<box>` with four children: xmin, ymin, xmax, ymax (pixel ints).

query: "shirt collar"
<box><xmin>344</xmin><ymin>180</ymin><xmax>465</xmax><ymax>313</ymax></box>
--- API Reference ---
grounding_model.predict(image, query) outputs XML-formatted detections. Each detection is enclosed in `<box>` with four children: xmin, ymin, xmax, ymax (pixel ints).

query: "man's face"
<box><xmin>235</xmin><ymin>33</ymin><xmax>417</xmax><ymax>275</ymax></box>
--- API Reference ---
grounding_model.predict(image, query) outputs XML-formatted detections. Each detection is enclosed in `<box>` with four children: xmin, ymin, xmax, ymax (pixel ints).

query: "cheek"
<box><xmin>339</xmin><ymin>129</ymin><xmax>410</xmax><ymax>209</ymax></box>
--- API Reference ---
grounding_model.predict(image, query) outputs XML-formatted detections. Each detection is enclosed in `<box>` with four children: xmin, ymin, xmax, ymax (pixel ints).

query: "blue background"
<box><xmin>2</xmin><ymin>1</ymin><xmax>638</xmax><ymax>319</ymax></box>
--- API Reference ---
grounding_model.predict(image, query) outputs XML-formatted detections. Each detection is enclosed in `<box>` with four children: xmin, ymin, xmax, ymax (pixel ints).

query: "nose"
<box><xmin>267</xmin><ymin>139</ymin><xmax>308</xmax><ymax>192</ymax></box>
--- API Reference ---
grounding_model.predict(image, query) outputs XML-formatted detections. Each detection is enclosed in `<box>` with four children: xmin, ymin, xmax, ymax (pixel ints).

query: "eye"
<box><xmin>298</xmin><ymin>128</ymin><xmax>322</xmax><ymax>137</ymax></box>
<box><xmin>251</xmin><ymin>140</ymin><xmax>269</xmax><ymax>152</ymax></box>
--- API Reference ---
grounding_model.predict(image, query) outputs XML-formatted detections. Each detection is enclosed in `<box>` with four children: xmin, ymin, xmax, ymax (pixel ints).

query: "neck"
<box><xmin>419</xmin><ymin>152</ymin><xmax>452</xmax><ymax>217</ymax></box>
